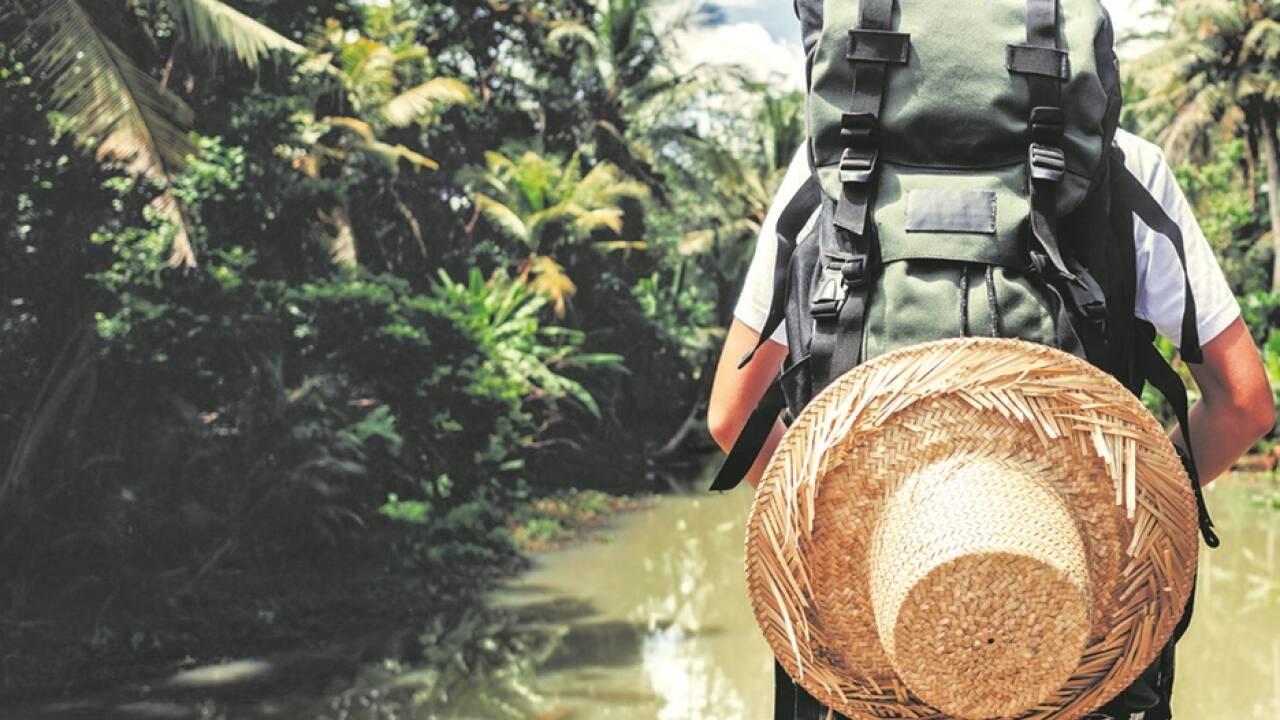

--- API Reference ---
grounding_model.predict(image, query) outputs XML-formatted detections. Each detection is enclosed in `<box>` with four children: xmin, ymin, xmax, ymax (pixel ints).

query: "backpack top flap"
<box><xmin>807</xmin><ymin>0</ymin><xmax>1122</xmax><ymax>216</ymax></box>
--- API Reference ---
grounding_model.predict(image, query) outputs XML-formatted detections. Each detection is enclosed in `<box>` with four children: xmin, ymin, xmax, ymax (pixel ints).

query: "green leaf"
<box><xmin>26</xmin><ymin>0</ymin><xmax>199</xmax><ymax>265</ymax></box>
<box><xmin>166</xmin><ymin>0</ymin><xmax>304</xmax><ymax>68</ymax></box>
<box><xmin>381</xmin><ymin>78</ymin><xmax>472</xmax><ymax>127</ymax></box>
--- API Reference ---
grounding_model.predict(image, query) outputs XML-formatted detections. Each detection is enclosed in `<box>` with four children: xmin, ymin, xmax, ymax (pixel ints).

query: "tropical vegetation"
<box><xmin>0</xmin><ymin>0</ymin><xmax>1276</xmax><ymax>709</ymax></box>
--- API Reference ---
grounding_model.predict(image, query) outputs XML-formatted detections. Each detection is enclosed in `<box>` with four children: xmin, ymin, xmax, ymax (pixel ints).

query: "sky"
<box><xmin>674</xmin><ymin>0</ymin><xmax>1158</xmax><ymax>91</ymax></box>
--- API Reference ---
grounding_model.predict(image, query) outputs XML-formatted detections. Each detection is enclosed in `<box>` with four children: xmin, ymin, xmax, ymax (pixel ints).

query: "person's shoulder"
<box><xmin>1113</xmin><ymin>128</ymin><xmax>1170</xmax><ymax>186</ymax></box>
<box><xmin>776</xmin><ymin>145</ymin><xmax>813</xmax><ymax>201</ymax></box>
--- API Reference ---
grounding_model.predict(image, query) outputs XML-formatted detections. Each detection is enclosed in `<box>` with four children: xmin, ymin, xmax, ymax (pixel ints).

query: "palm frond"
<box><xmin>384</xmin><ymin>142</ymin><xmax>440</xmax><ymax>171</ymax></box>
<box><xmin>373</xmin><ymin>142</ymin><xmax>440</xmax><ymax>172</ymax></box>
<box><xmin>546</xmin><ymin>20</ymin><xmax>598</xmax><ymax>56</ymax></box>
<box><xmin>474</xmin><ymin>193</ymin><xmax>531</xmax><ymax>243</ymax></box>
<box><xmin>167</xmin><ymin>0</ymin><xmax>304</xmax><ymax>68</ymax></box>
<box><xmin>1242</xmin><ymin>18</ymin><xmax>1280</xmax><ymax>61</ymax></box>
<box><xmin>381</xmin><ymin>78</ymin><xmax>471</xmax><ymax>127</ymax></box>
<box><xmin>27</xmin><ymin>0</ymin><xmax>198</xmax><ymax>265</ymax></box>
<box><xmin>324</xmin><ymin>115</ymin><xmax>377</xmax><ymax>142</ymax></box>
<box><xmin>573</xmin><ymin>207</ymin><xmax>624</xmax><ymax>235</ymax></box>
<box><xmin>525</xmin><ymin>255</ymin><xmax>576</xmax><ymax>317</ymax></box>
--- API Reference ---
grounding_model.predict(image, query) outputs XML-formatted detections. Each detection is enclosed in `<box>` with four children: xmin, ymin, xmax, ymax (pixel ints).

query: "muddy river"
<box><xmin>12</xmin><ymin>465</ymin><xmax>1279</xmax><ymax>719</ymax></box>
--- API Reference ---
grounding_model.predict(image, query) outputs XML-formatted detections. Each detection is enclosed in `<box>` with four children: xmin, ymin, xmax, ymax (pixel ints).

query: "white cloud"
<box><xmin>672</xmin><ymin>21</ymin><xmax>805</xmax><ymax>91</ymax></box>
<box><xmin>662</xmin><ymin>2</ymin><xmax>1155</xmax><ymax>97</ymax></box>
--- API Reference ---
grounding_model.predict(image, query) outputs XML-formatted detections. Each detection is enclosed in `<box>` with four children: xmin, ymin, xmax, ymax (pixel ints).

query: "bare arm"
<box><xmin>1176</xmin><ymin>317</ymin><xmax>1276</xmax><ymax>485</ymax></box>
<box><xmin>707</xmin><ymin>319</ymin><xmax>788</xmax><ymax>488</ymax></box>
<box><xmin>710</xmin><ymin>312</ymin><xmax>1274</xmax><ymax>490</ymax></box>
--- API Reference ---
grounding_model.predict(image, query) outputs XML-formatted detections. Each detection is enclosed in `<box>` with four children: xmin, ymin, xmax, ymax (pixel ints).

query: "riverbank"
<box><xmin>0</xmin><ymin>486</ymin><xmax>656</xmax><ymax>711</ymax></box>
<box><xmin>4</xmin><ymin>469</ymin><xmax>1276</xmax><ymax>719</ymax></box>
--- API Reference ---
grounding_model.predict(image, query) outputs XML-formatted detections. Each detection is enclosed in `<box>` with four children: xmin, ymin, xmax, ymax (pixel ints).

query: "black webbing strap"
<box><xmin>1063</xmin><ymin>256</ymin><xmax>1109</xmax><ymax>362</ymax></box>
<box><xmin>809</xmin><ymin>244</ymin><xmax>871</xmax><ymax>390</ymax></box>
<box><xmin>709</xmin><ymin>378</ymin><xmax>787</xmax><ymax>491</ymax></box>
<box><xmin>1114</xmin><ymin>165</ymin><xmax>1204</xmax><ymax>363</ymax></box>
<box><xmin>832</xmin><ymin>0</ymin><xmax>899</xmax><ymax>236</ymax></box>
<box><xmin>774</xmin><ymin>659</ymin><xmax>795</xmax><ymax>720</ymax></box>
<box><xmin>1005</xmin><ymin>44</ymin><xmax>1069</xmax><ymax>79</ymax></box>
<box><xmin>1012</xmin><ymin>0</ymin><xmax>1111</xmax><ymax>362</ymax></box>
<box><xmin>1019</xmin><ymin>0</ymin><xmax>1074</xmax><ymax>287</ymax></box>
<box><xmin>809</xmin><ymin>0</ymin><xmax>897</xmax><ymax>392</ymax></box>
<box><xmin>738</xmin><ymin>175</ymin><xmax>823</xmax><ymax>369</ymax></box>
<box><xmin>1028</xmin><ymin>264</ymin><xmax>1086</xmax><ymax>358</ymax></box>
<box><xmin>1136</xmin><ymin>338</ymin><xmax>1220</xmax><ymax>547</ymax></box>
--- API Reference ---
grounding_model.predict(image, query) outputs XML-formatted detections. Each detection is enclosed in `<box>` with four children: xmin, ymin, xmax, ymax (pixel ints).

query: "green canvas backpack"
<box><xmin>711</xmin><ymin>1</ymin><xmax>1221</xmax><ymax>718</ymax></box>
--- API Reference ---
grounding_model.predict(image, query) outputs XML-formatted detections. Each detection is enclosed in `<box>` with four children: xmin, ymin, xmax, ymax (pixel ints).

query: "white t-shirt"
<box><xmin>734</xmin><ymin>128</ymin><xmax>1241</xmax><ymax>349</ymax></box>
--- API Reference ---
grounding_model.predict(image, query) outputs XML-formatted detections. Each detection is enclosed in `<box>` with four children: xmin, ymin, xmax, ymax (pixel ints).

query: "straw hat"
<box><xmin>745</xmin><ymin>337</ymin><xmax>1199</xmax><ymax>720</ymax></box>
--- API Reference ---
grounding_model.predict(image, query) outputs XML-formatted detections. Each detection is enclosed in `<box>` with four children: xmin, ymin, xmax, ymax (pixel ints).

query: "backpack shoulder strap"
<box><xmin>1112</xmin><ymin>162</ymin><xmax>1203</xmax><ymax>363</ymax></box>
<box><xmin>736</xmin><ymin>173</ymin><xmax>821</xmax><ymax>369</ymax></box>
<box><xmin>1110</xmin><ymin>155</ymin><xmax>1216</xmax><ymax>544</ymax></box>
<box><xmin>1113</xmin><ymin>159</ymin><xmax>1217</xmax><ymax>546</ymax></box>
<box><xmin>1134</xmin><ymin>329</ymin><xmax>1219</xmax><ymax>547</ymax></box>
<box><xmin>711</xmin><ymin>176</ymin><xmax>822</xmax><ymax>493</ymax></box>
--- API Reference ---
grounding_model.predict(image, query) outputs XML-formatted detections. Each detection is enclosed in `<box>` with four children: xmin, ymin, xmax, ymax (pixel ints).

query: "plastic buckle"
<box><xmin>810</xmin><ymin>265</ymin><xmax>847</xmax><ymax>320</ymax></box>
<box><xmin>840</xmin><ymin>112</ymin><xmax>878</xmax><ymax>144</ymax></box>
<box><xmin>1079</xmin><ymin>300</ymin><xmax>1107</xmax><ymax>321</ymax></box>
<box><xmin>1029</xmin><ymin>106</ymin><xmax>1064</xmax><ymax>143</ymax></box>
<box><xmin>1029</xmin><ymin>143</ymin><xmax>1066</xmax><ymax>183</ymax></box>
<box><xmin>841</xmin><ymin>254</ymin><xmax>869</xmax><ymax>289</ymax></box>
<box><xmin>1027</xmin><ymin>250</ymin><xmax>1049</xmax><ymax>276</ymax></box>
<box><xmin>839</xmin><ymin>147</ymin><xmax>879</xmax><ymax>184</ymax></box>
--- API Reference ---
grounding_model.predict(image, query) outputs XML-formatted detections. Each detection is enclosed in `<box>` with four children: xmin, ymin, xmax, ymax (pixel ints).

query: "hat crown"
<box><xmin>870</xmin><ymin>454</ymin><xmax>1092</xmax><ymax>718</ymax></box>
<box><xmin>745</xmin><ymin>338</ymin><xmax>1200</xmax><ymax>720</ymax></box>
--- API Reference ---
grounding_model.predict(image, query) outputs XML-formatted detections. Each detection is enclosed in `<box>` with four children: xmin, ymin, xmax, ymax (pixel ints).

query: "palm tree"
<box><xmin>667</xmin><ymin>82</ymin><xmax>806</xmax><ymax>322</ymax></box>
<box><xmin>1</xmin><ymin>0</ymin><xmax>303</xmax><ymax>508</ymax></box>
<box><xmin>16</xmin><ymin>0</ymin><xmax>304</xmax><ymax>266</ymax></box>
<box><xmin>546</xmin><ymin>0</ymin><xmax>697</xmax><ymax>198</ymax></box>
<box><xmin>1131</xmin><ymin>0</ymin><xmax>1280</xmax><ymax>288</ymax></box>
<box><xmin>298</xmin><ymin>12</ymin><xmax>471</xmax><ymax>265</ymax></box>
<box><xmin>468</xmin><ymin>149</ymin><xmax>648</xmax><ymax>315</ymax></box>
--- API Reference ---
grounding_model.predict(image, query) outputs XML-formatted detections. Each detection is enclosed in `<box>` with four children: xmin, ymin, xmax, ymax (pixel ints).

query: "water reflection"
<box><xmin>509</xmin><ymin>472</ymin><xmax>1280</xmax><ymax>720</ymax></box>
<box><xmin>493</xmin><ymin>484</ymin><xmax>773</xmax><ymax>719</ymax></box>
<box><xmin>7</xmin><ymin>471</ymin><xmax>1276</xmax><ymax>719</ymax></box>
<box><xmin>1172</xmin><ymin>476</ymin><xmax>1280</xmax><ymax>719</ymax></box>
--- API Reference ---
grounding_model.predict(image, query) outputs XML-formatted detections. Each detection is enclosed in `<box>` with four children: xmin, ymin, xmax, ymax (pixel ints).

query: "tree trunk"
<box><xmin>0</xmin><ymin>325</ymin><xmax>98</xmax><ymax>514</ymax></box>
<box><xmin>1245</xmin><ymin>124</ymin><xmax>1258</xmax><ymax>210</ymax></box>
<box><xmin>1263</xmin><ymin>109</ymin><xmax>1280</xmax><ymax>291</ymax></box>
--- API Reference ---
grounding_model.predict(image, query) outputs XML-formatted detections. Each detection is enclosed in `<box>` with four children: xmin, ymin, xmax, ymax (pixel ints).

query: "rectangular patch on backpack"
<box><xmin>904</xmin><ymin>189</ymin><xmax>997</xmax><ymax>234</ymax></box>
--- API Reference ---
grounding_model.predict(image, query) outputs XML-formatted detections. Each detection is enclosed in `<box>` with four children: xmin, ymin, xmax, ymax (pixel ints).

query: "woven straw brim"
<box><xmin>744</xmin><ymin>337</ymin><xmax>1198</xmax><ymax>720</ymax></box>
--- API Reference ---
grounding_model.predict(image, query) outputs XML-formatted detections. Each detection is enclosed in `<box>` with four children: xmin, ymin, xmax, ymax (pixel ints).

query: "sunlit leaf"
<box><xmin>678</xmin><ymin>230</ymin><xmax>714</xmax><ymax>256</ymax></box>
<box><xmin>323</xmin><ymin>115</ymin><xmax>377</xmax><ymax>143</ymax></box>
<box><xmin>26</xmin><ymin>0</ymin><xmax>199</xmax><ymax>265</ymax></box>
<box><xmin>546</xmin><ymin>20</ymin><xmax>597</xmax><ymax>55</ymax></box>
<box><xmin>525</xmin><ymin>255</ymin><xmax>576</xmax><ymax>317</ymax></box>
<box><xmin>594</xmin><ymin>240</ymin><xmax>647</xmax><ymax>251</ymax></box>
<box><xmin>166</xmin><ymin>0</ymin><xmax>304</xmax><ymax>68</ymax></box>
<box><xmin>474</xmin><ymin>194</ymin><xmax>531</xmax><ymax>243</ymax></box>
<box><xmin>381</xmin><ymin>78</ymin><xmax>472</xmax><ymax>127</ymax></box>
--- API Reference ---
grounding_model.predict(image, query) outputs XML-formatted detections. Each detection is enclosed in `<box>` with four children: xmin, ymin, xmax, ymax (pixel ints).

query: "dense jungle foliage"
<box><xmin>0</xmin><ymin>0</ymin><xmax>1277</xmax><ymax>701</ymax></box>
<box><xmin>0</xmin><ymin>0</ymin><xmax>797</xmax><ymax>693</ymax></box>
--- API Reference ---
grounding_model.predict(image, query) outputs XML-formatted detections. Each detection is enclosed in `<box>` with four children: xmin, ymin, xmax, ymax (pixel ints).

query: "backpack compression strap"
<box><xmin>810</xmin><ymin>0</ymin><xmax>906</xmax><ymax>393</ymax></box>
<box><xmin>1007</xmin><ymin>0</ymin><xmax>1111</xmax><ymax>363</ymax></box>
